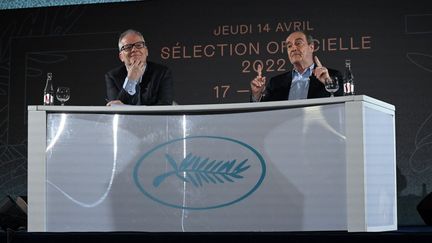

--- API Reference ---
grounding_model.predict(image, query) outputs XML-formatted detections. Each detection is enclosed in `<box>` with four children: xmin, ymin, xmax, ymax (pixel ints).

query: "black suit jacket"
<box><xmin>105</xmin><ymin>61</ymin><xmax>173</xmax><ymax>105</ymax></box>
<box><xmin>260</xmin><ymin>67</ymin><xmax>344</xmax><ymax>102</ymax></box>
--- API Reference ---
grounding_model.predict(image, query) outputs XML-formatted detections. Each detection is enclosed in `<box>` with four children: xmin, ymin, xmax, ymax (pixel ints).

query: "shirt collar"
<box><xmin>293</xmin><ymin>63</ymin><xmax>315</xmax><ymax>76</ymax></box>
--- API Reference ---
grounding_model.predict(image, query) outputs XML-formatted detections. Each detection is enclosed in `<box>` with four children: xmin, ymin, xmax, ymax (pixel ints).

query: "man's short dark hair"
<box><xmin>296</xmin><ymin>30</ymin><xmax>314</xmax><ymax>45</ymax></box>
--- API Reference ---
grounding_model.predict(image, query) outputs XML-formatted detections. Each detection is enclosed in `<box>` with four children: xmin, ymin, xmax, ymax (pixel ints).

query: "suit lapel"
<box><xmin>139</xmin><ymin>62</ymin><xmax>155</xmax><ymax>104</ymax></box>
<box><xmin>284</xmin><ymin>71</ymin><xmax>293</xmax><ymax>100</ymax></box>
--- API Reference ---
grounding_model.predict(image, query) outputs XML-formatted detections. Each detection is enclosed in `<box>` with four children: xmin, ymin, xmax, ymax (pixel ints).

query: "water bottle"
<box><xmin>343</xmin><ymin>59</ymin><xmax>354</xmax><ymax>95</ymax></box>
<box><xmin>43</xmin><ymin>72</ymin><xmax>54</xmax><ymax>105</ymax></box>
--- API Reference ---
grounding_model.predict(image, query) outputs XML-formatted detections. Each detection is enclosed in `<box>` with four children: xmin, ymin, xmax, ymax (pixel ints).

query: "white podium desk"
<box><xmin>28</xmin><ymin>95</ymin><xmax>396</xmax><ymax>232</ymax></box>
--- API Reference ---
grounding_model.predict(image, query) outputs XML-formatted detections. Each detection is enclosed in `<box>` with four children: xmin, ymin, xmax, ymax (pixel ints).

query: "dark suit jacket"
<box><xmin>260</xmin><ymin>67</ymin><xmax>344</xmax><ymax>102</ymax></box>
<box><xmin>105</xmin><ymin>61</ymin><xmax>173</xmax><ymax>105</ymax></box>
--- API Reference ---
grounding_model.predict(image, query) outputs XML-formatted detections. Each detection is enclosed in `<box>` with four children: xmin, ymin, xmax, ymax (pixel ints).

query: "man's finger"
<box><xmin>251</xmin><ymin>78</ymin><xmax>261</xmax><ymax>87</ymax></box>
<box><xmin>314</xmin><ymin>56</ymin><xmax>323</xmax><ymax>67</ymax></box>
<box><xmin>257</xmin><ymin>64</ymin><xmax>262</xmax><ymax>78</ymax></box>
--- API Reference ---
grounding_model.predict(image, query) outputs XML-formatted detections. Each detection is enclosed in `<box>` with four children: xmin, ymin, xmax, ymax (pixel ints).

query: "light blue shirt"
<box><xmin>288</xmin><ymin>64</ymin><xmax>314</xmax><ymax>100</ymax></box>
<box><xmin>122</xmin><ymin>65</ymin><xmax>146</xmax><ymax>95</ymax></box>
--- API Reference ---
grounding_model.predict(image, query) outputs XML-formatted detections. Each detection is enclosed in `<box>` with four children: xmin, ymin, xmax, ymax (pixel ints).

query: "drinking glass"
<box><xmin>56</xmin><ymin>87</ymin><xmax>70</xmax><ymax>105</ymax></box>
<box><xmin>325</xmin><ymin>76</ymin><xmax>339</xmax><ymax>97</ymax></box>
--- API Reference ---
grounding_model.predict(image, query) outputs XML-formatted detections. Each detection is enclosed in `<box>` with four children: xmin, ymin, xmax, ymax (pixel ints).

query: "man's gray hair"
<box><xmin>118</xmin><ymin>29</ymin><xmax>144</xmax><ymax>50</ymax></box>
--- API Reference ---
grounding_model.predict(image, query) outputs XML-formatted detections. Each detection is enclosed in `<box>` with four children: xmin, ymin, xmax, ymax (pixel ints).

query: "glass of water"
<box><xmin>56</xmin><ymin>87</ymin><xmax>70</xmax><ymax>105</ymax></box>
<box><xmin>325</xmin><ymin>76</ymin><xmax>339</xmax><ymax>97</ymax></box>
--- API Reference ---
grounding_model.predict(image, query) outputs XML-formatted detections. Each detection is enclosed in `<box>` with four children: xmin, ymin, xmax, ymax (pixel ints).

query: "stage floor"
<box><xmin>1</xmin><ymin>226</ymin><xmax>432</xmax><ymax>243</ymax></box>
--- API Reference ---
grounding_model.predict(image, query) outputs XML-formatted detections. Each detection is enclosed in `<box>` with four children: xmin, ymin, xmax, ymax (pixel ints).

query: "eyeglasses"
<box><xmin>120</xmin><ymin>41</ymin><xmax>146</xmax><ymax>52</ymax></box>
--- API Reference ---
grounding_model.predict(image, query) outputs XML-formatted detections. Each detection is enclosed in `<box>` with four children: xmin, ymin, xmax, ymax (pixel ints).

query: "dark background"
<box><xmin>1</xmin><ymin>0</ymin><xmax>432</xmax><ymax>226</ymax></box>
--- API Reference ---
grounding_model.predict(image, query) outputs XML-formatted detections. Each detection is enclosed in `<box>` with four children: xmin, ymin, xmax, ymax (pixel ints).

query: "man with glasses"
<box><xmin>250</xmin><ymin>31</ymin><xmax>343</xmax><ymax>102</ymax></box>
<box><xmin>105</xmin><ymin>29</ymin><xmax>174</xmax><ymax>105</ymax></box>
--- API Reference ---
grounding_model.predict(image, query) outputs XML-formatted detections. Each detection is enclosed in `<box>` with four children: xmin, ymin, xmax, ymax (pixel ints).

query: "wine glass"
<box><xmin>325</xmin><ymin>76</ymin><xmax>339</xmax><ymax>97</ymax></box>
<box><xmin>56</xmin><ymin>87</ymin><xmax>70</xmax><ymax>105</ymax></box>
